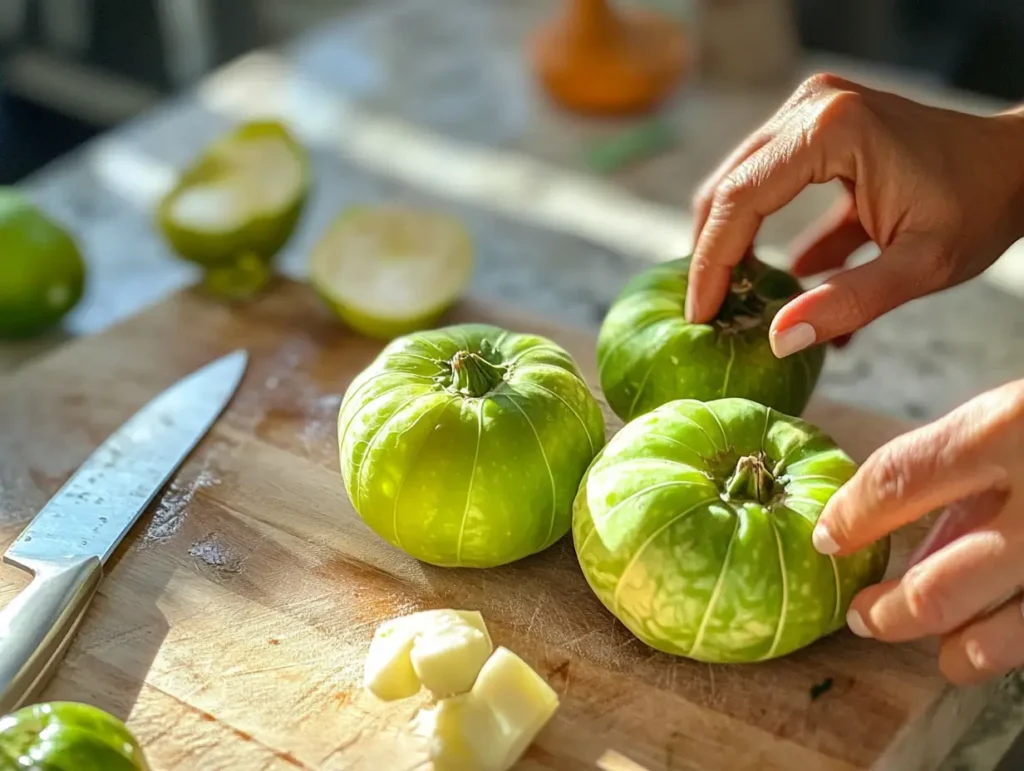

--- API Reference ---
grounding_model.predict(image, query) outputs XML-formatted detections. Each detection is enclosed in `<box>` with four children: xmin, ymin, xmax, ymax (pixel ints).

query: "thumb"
<box><xmin>768</xmin><ymin>232</ymin><xmax>946</xmax><ymax>357</ymax></box>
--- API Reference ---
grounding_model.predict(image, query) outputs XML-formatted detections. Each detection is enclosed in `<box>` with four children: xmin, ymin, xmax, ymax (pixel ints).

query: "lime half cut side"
<box><xmin>310</xmin><ymin>206</ymin><xmax>474</xmax><ymax>339</ymax></box>
<box><xmin>157</xmin><ymin>120</ymin><xmax>310</xmax><ymax>299</ymax></box>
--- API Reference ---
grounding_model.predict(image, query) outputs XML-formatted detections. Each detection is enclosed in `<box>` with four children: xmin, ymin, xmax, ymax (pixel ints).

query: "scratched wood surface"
<box><xmin>0</xmin><ymin>280</ymin><xmax>999</xmax><ymax>770</ymax></box>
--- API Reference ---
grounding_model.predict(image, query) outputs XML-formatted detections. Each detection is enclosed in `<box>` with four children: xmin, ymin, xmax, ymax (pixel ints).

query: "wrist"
<box><xmin>992</xmin><ymin>107</ymin><xmax>1024</xmax><ymax>238</ymax></box>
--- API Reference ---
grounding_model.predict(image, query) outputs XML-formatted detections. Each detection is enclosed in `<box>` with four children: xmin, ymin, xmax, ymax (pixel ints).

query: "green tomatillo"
<box><xmin>338</xmin><ymin>323</ymin><xmax>606</xmax><ymax>568</ymax></box>
<box><xmin>597</xmin><ymin>254</ymin><xmax>824</xmax><ymax>422</ymax></box>
<box><xmin>573</xmin><ymin>397</ymin><xmax>890</xmax><ymax>663</ymax></box>
<box><xmin>0</xmin><ymin>701</ymin><xmax>149</xmax><ymax>771</ymax></box>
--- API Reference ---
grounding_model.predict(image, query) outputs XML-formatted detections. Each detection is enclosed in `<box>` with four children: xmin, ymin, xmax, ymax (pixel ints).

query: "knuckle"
<box><xmin>815</xmin><ymin>89</ymin><xmax>865</xmax><ymax>132</ymax></box>
<box><xmin>822</xmin><ymin>280</ymin><xmax>876</xmax><ymax>328</ymax></box>
<box><xmin>845</xmin><ymin>286</ymin><xmax>875</xmax><ymax>326</ymax></box>
<box><xmin>713</xmin><ymin>172</ymin><xmax>755</xmax><ymax>210</ymax></box>
<box><xmin>799</xmin><ymin>72</ymin><xmax>851</xmax><ymax>97</ymax></box>
<box><xmin>922</xmin><ymin>249</ymin><xmax>960</xmax><ymax>290</ymax></box>
<box><xmin>689</xmin><ymin>254</ymin><xmax>712</xmax><ymax>275</ymax></box>
<box><xmin>869</xmin><ymin>446</ymin><xmax>910</xmax><ymax>503</ymax></box>
<box><xmin>902</xmin><ymin>567</ymin><xmax>946</xmax><ymax>629</ymax></box>
<box><xmin>862</xmin><ymin>433</ymin><xmax>936</xmax><ymax>506</ymax></box>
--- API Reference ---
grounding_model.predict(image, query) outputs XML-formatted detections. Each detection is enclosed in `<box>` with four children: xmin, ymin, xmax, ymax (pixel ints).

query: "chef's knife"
<box><xmin>0</xmin><ymin>350</ymin><xmax>248</xmax><ymax>713</ymax></box>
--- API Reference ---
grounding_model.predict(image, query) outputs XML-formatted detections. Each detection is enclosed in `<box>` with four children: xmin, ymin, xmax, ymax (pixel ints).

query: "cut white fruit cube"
<box><xmin>363</xmin><ymin>610</ymin><xmax>493</xmax><ymax>701</ymax></box>
<box><xmin>411</xmin><ymin>695</ymin><xmax>504</xmax><ymax>771</ymax></box>
<box><xmin>411</xmin><ymin>647</ymin><xmax>560</xmax><ymax>771</ymax></box>
<box><xmin>412</xmin><ymin>612</ymin><xmax>493</xmax><ymax>698</ymax></box>
<box><xmin>471</xmin><ymin>647</ymin><xmax>560</xmax><ymax>769</ymax></box>
<box><xmin>362</xmin><ymin>614</ymin><xmax>422</xmax><ymax>702</ymax></box>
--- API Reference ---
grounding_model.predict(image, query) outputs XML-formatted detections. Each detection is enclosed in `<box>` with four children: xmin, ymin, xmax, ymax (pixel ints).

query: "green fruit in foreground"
<box><xmin>156</xmin><ymin>120</ymin><xmax>310</xmax><ymax>299</ymax></box>
<box><xmin>339</xmin><ymin>323</ymin><xmax>605</xmax><ymax>567</ymax></box>
<box><xmin>597</xmin><ymin>255</ymin><xmax>825</xmax><ymax>422</ymax></box>
<box><xmin>573</xmin><ymin>397</ymin><xmax>890</xmax><ymax>663</ymax></box>
<box><xmin>0</xmin><ymin>189</ymin><xmax>86</xmax><ymax>339</ymax></box>
<box><xmin>0</xmin><ymin>701</ymin><xmax>149</xmax><ymax>770</ymax></box>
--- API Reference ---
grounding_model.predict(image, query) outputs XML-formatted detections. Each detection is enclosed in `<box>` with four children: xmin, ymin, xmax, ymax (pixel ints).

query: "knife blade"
<box><xmin>0</xmin><ymin>349</ymin><xmax>248</xmax><ymax>713</ymax></box>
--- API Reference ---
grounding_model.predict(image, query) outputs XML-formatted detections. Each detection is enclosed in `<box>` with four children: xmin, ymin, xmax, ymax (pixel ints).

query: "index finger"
<box><xmin>812</xmin><ymin>401</ymin><xmax>1010</xmax><ymax>557</ymax></box>
<box><xmin>684</xmin><ymin>106</ymin><xmax>858</xmax><ymax>323</ymax></box>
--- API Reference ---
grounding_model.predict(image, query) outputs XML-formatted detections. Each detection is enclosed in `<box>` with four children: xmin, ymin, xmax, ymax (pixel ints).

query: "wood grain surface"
<box><xmin>0</xmin><ymin>280</ymin><xmax>998</xmax><ymax>770</ymax></box>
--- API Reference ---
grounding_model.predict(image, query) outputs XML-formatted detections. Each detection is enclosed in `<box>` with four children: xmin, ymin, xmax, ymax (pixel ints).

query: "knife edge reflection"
<box><xmin>3</xmin><ymin>349</ymin><xmax>248</xmax><ymax>572</ymax></box>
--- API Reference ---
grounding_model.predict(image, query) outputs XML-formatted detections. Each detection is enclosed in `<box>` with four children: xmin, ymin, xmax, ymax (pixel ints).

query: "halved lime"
<box><xmin>309</xmin><ymin>206</ymin><xmax>474</xmax><ymax>339</ymax></box>
<box><xmin>156</xmin><ymin>120</ymin><xmax>310</xmax><ymax>299</ymax></box>
<box><xmin>0</xmin><ymin>188</ymin><xmax>86</xmax><ymax>339</ymax></box>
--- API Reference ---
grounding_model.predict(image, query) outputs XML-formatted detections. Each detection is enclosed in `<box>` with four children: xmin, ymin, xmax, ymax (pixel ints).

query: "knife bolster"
<box><xmin>0</xmin><ymin>556</ymin><xmax>103</xmax><ymax>713</ymax></box>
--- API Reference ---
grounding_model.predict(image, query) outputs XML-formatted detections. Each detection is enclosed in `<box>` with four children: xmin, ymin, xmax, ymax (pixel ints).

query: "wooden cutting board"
<box><xmin>0</xmin><ymin>280</ymin><xmax>997</xmax><ymax>771</ymax></box>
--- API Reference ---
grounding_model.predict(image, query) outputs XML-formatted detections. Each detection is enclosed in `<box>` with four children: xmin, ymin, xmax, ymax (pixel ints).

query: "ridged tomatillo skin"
<box><xmin>597</xmin><ymin>255</ymin><xmax>825</xmax><ymax>422</ymax></box>
<box><xmin>572</xmin><ymin>398</ymin><xmax>890</xmax><ymax>663</ymax></box>
<box><xmin>339</xmin><ymin>323</ymin><xmax>605</xmax><ymax>568</ymax></box>
<box><xmin>0</xmin><ymin>702</ymin><xmax>149</xmax><ymax>771</ymax></box>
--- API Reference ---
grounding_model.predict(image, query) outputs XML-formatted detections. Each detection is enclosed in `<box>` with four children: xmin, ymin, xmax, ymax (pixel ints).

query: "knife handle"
<box><xmin>0</xmin><ymin>556</ymin><xmax>102</xmax><ymax>714</ymax></box>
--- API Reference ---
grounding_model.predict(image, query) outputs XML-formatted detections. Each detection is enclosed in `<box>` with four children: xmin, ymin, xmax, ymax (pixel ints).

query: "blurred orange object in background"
<box><xmin>529</xmin><ymin>0</ymin><xmax>688</xmax><ymax>116</ymax></box>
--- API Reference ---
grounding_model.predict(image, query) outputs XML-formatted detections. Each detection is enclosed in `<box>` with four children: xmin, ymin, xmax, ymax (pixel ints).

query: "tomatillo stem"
<box><xmin>449</xmin><ymin>351</ymin><xmax>507</xmax><ymax>397</ymax></box>
<box><xmin>725</xmin><ymin>454</ymin><xmax>775</xmax><ymax>504</ymax></box>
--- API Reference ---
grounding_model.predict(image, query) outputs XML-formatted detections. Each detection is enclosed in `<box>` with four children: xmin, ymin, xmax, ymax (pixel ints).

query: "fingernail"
<box><xmin>771</xmin><ymin>322</ymin><xmax>816</xmax><ymax>358</ymax></box>
<box><xmin>966</xmin><ymin>640</ymin><xmax>988</xmax><ymax>671</ymax></box>
<box><xmin>812</xmin><ymin>523</ymin><xmax>839</xmax><ymax>555</ymax></box>
<box><xmin>846</xmin><ymin>609</ymin><xmax>873</xmax><ymax>638</ymax></box>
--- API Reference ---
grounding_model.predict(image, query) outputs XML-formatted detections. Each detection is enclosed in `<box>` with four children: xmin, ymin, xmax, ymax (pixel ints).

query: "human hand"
<box><xmin>686</xmin><ymin>73</ymin><xmax>1024</xmax><ymax>357</ymax></box>
<box><xmin>812</xmin><ymin>379</ymin><xmax>1024</xmax><ymax>685</ymax></box>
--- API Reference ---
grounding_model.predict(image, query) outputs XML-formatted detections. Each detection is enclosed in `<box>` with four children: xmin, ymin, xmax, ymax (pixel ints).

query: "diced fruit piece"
<box><xmin>412</xmin><ymin>612</ymin><xmax>493</xmax><ymax>698</ymax></box>
<box><xmin>363</xmin><ymin>610</ymin><xmax>493</xmax><ymax>701</ymax></box>
<box><xmin>471</xmin><ymin>647</ymin><xmax>560</xmax><ymax>768</ymax></box>
<box><xmin>411</xmin><ymin>695</ymin><xmax>504</xmax><ymax>771</ymax></box>
<box><xmin>309</xmin><ymin>205</ymin><xmax>474</xmax><ymax>339</ymax></box>
<box><xmin>363</xmin><ymin>614</ymin><xmax>423</xmax><ymax>701</ymax></box>
<box><xmin>410</xmin><ymin>647</ymin><xmax>560</xmax><ymax>771</ymax></box>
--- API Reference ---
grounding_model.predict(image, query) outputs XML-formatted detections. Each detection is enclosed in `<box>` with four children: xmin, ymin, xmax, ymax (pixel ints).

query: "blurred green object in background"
<box><xmin>583</xmin><ymin>118</ymin><xmax>678</xmax><ymax>174</ymax></box>
<box><xmin>0</xmin><ymin>187</ymin><xmax>86</xmax><ymax>339</ymax></box>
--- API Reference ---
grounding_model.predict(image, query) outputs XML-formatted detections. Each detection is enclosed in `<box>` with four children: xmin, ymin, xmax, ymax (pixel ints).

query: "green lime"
<box><xmin>0</xmin><ymin>189</ymin><xmax>86</xmax><ymax>339</ymax></box>
<box><xmin>156</xmin><ymin>120</ymin><xmax>311</xmax><ymax>300</ymax></box>
<box><xmin>309</xmin><ymin>205</ymin><xmax>474</xmax><ymax>339</ymax></box>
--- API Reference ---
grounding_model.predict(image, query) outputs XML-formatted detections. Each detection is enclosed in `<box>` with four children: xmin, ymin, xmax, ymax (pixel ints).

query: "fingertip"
<box><xmin>684</xmin><ymin>258</ymin><xmax>731</xmax><ymax>324</ymax></box>
<box><xmin>770</xmin><ymin>322</ymin><xmax>817</xmax><ymax>358</ymax></box>
<box><xmin>812</xmin><ymin>522</ymin><xmax>840</xmax><ymax>555</ymax></box>
<box><xmin>684</xmin><ymin>292</ymin><xmax>700</xmax><ymax>319</ymax></box>
<box><xmin>846</xmin><ymin>608</ymin><xmax>874</xmax><ymax>638</ymax></box>
<box><xmin>684</xmin><ymin>292</ymin><xmax>698</xmax><ymax>324</ymax></box>
<box><xmin>684</xmin><ymin>268</ymin><xmax>700</xmax><ymax>323</ymax></box>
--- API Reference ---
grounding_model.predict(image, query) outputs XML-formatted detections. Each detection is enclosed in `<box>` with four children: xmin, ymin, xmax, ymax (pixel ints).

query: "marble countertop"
<box><xmin>2</xmin><ymin>0</ymin><xmax>1023</xmax><ymax>767</ymax></box>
